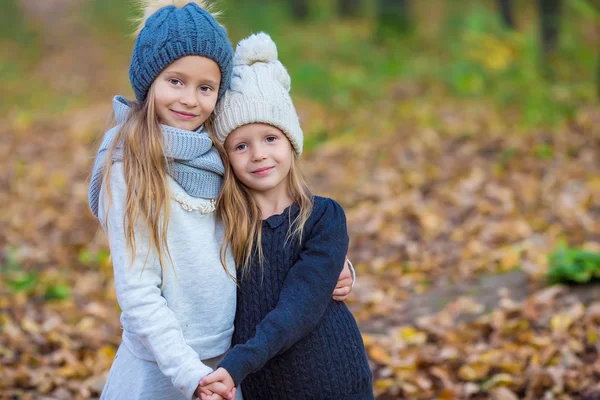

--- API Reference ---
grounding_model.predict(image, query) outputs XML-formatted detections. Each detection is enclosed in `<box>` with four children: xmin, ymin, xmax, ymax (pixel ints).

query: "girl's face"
<box><xmin>152</xmin><ymin>56</ymin><xmax>221</xmax><ymax>131</ymax></box>
<box><xmin>225</xmin><ymin>123</ymin><xmax>293</xmax><ymax>196</ymax></box>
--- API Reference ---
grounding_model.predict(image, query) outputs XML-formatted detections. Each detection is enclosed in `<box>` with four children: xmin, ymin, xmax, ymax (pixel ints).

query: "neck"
<box><xmin>251</xmin><ymin>182</ymin><xmax>293</xmax><ymax>220</ymax></box>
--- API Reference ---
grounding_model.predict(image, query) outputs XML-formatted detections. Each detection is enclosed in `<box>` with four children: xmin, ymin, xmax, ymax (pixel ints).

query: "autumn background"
<box><xmin>2</xmin><ymin>0</ymin><xmax>600</xmax><ymax>398</ymax></box>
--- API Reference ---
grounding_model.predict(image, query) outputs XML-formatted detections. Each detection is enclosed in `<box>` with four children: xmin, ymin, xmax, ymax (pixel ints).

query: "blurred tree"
<box><xmin>338</xmin><ymin>0</ymin><xmax>361</xmax><ymax>17</ymax></box>
<box><xmin>288</xmin><ymin>0</ymin><xmax>362</xmax><ymax>20</ymax></box>
<box><xmin>376</xmin><ymin>0</ymin><xmax>412</xmax><ymax>38</ymax></box>
<box><xmin>495</xmin><ymin>0</ymin><xmax>563</xmax><ymax>56</ymax></box>
<box><xmin>496</xmin><ymin>0</ymin><xmax>515</xmax><ymax>29</ymax></box>
<box><xmin>290</xmin><ymin>0</ymin><xmax>309</xmax><ymax>20</ymax></box>
<box><xmin>538</xmin><ymin>0</ymin><xmax>562</xmax><ymax>55</ymax></box>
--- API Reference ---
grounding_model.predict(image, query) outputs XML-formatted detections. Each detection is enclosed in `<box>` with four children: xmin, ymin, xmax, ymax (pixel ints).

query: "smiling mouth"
<box><xmin>171</xmin><ymin>110</ymin><xmax>198</xmax><ymax>120</ymax></box>
<box><xmin>252</xmin><ymin>166</ymin><xmax>274</xmax><ymax>176</ymax></box>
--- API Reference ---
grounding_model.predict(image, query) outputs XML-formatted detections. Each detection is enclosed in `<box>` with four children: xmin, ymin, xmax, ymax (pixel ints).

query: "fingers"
<box><xmin>333</xmin><ymin>285</ymin><xmax>351</xmax><ymax>297</ymax></box>
<box><xmin>340</xmin><ymin>260</ymin><xmax>352</xmax><ymax>280</ymax></box>
<box><xmin>201</xmin><ymin>393</ymin><xmax>224</xmax><ymax>400</ymax></box>
<box><xmin>200</xmin><ymin>372</ymin><xmax>220</xmax><ymax>386</ymax></box>
<box><xmin>336</xmin><ymin>277</ymin><xmax>353</xmax><ymax>287</ymax></box>
<box><xmin>204</xmin><ymin>382</ymin><xmax>231</xmax><ymax>398</ymax></box>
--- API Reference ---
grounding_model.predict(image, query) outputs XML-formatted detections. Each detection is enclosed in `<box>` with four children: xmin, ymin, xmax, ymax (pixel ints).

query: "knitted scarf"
<box><xmin>88</xmin><ymin>96</ymin><xmax>224</xmax><ymax>217</ymax></box>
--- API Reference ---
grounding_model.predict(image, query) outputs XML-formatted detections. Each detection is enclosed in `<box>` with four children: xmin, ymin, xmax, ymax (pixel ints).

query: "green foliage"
<box><xmin>2</xmin><ymin>248</ymin><xmax>72</xmax><ymax>301</ymax></box>
<box><xmin>437</xmin><ymin>1</ymin><xmax>597</xmax><ymax>128</ymax></box>
<box><xmin>548</xmin><ymin>242</ymin><xmax>600</xmax><ymax>284</ymax></box>
<box><xmin>0</xmin><ymin>0</ymin><xmax>42</xmax><ymax>112</ymax></box>
<box><xmin>84</xmin><ymin>0</ymin><xmax>139</xmax><ymax>37</ymax></box>
<box><xmin>1</xmin><ymin>0</ymin><xmax>597</xmax><ymax>132</ymax></box>
<box><xmin>0</xmin><ymin>0</ymin><xmax>40</xmax><ymax>46</ymax></box>
<box><xmin>303</xmin><ymin>128</ymin><xmax>329</xmax><ymax>152</ymax></box>
<box><xmin>534</xmin><ymin>144</ymin><xmax>554</xmax><ymax>160</ymax></box>
<box><xmin>5</xmin><ymin>270</ymin><xmax>39</xmax><ymax>293</ymax></box>
<box><xmin>44</xmin><ymin>283</ymin><xmax>71</xmax><ymax>301</ymax></box>
<box><xmin>78</xmin><ymin>248</ymin><xmax>111</xmax><ymax>266</ymax></box>
<box><xmin>2</xmin><ymin>248</ymin><xmax>38</xmax><ymax>293</ymax></box>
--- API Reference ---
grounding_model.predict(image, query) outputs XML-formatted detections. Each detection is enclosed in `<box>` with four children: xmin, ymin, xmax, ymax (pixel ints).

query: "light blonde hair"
<box><xmin>213</xmin><ymin>127</ymin><xmax>313</xmax><ymax>277</ymax></box>
<box><xmin>101</xmin><ymin>86</ymin><xmax>174</xmax><ymax>276</ymax></box>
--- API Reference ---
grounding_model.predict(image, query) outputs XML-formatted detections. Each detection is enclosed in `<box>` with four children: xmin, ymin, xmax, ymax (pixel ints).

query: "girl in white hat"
<box><xmin>199</xmin><ymin>32</ymin><xmax>373</xmax><ymax>400</ymax></box>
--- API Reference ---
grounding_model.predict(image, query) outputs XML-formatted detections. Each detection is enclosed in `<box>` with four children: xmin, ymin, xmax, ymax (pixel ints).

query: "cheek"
<box><xmin>203</xmin><ymin>95</ymin><xmax>218</xmax><ymax>113</ymax></box>
<box><xmin>154</xmin><ymin>87</ymin><xmax>172</xmax><ymax>108</ymax></box>
<box><xmin>228</xmin><ymin>153</ymin><xmax>246</xmax><ymax>175</ymax></box>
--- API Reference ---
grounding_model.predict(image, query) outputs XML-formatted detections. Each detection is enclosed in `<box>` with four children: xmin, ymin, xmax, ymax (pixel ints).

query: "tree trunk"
<box><xmin>538</xmin><ymin>0</ymin><xmax>562</xmax><ymax>55</ymax></box>
<box><xmin>376</xmin><ymin>0</ymin><xmax>411</xmax><ymax>38</ymax></box>
<box><xmin>289</xmin><ymin>0</ymin><xmax>309</xmax><ymax>21</ymax></box>
<box><xmin>496</xmin><ymin>0</ymin><xmax>515</xmax><ymax>29</ymax></box>
<box><xmin>338</xmin><ymin>0</ymin><xmax>361</xmax><ymax>17</ymax></box>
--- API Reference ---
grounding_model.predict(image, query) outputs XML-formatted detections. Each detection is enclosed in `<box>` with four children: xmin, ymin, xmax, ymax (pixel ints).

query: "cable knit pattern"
<box><xmin>218</xmin><ymin>197</ymin><xmax>373</xmax><ymax>400</ymax></box>
<box><xmin>129</xmin><ymin>2</ymin><xmax>233</xmax><ymax>102</ymax></box>
<box><xmin>88</xmin><ymin>96</ymin><xmax>224</xmax><ymax>218</ymax></box>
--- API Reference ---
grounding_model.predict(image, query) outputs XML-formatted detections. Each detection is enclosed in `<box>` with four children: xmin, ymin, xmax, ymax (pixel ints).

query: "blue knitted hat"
<box><xmin>129</xmin><ymin>1</ymin><xmax>233</xmax><ymax>102</ymax></box>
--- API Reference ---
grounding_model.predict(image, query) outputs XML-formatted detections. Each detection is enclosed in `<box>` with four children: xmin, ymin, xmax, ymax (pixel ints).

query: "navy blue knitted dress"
<box><xmin>218</xmin><ymin>196</ymin><xmax>373</xmax><ymax>400</ymax></box>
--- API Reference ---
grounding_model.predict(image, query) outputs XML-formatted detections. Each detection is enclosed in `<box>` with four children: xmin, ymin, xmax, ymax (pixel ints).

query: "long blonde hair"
<box><xmin>101</xmin><ymin>86</ymin><xmax>174</xmax><ymax>276</ymax></box>
<box><xmin>214</xmin><ymin>131</ymin><xmax>313</xmax><ymax>277</ymax></box>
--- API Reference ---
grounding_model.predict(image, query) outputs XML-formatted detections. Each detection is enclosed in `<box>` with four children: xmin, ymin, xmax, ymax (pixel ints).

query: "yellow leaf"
<box><xmin>551</xmin><ymin>313</ymin><xmax>574</xmax><ymax>334</ymax></box>
<box><xmin>491</xmin><ymin>387</ymin><xmax>519</xmax><ymax>400</ymax></box>
<box><xmin>438</xmin><ymin>388</ymin><xmax>458</xmax><ymax>400</ymax></box>
<box><xmin>361</xmin><ymin>333</ymin><xmax>373</xmax><ymax>347</ymax></box>
<box><xmin>458</xmin><ymin>362</ymin><xmax>490</xmax><ymax>381</ymax></box>
<box><xmin>588</xmin><ymin>327</ymin><xmax>597</xmax><ymax>344</ymax></box>
<box><xmin>499</xmin><ymin>251</ymin><xmax>520</xmax><ymax>272</ymax></box>
<box><xmin>398</xmin><ymin>326</ymin><xmax>428</xmax><ymax>345</ymax></box>
<box><xmin>482</xmin><ymin>373</ymin><xmax>514</xmax><ymax>390</ymax></box>
<box><xmin>58</xmin><ymin>365</ymin><xmax>79</xmax><ymax>378</ymax></box>
<box><xmin>374</xmin><ymin>378</ymin><xmax>395</xmax><ymax>390</ymax></box>
<box><xmin>99</xmin><ymin>345</ymin><xmax>117</xmax><ymax>359</ymax></box>
<box><xmin>368</xmin><ymin>345</ymin><xmax>392</xmax><ymax>365</ymax></box>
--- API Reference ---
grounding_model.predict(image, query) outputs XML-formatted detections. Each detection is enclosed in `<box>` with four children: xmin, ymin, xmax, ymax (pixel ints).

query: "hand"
<box><xmin>333</xmin><ymin>257</ymin><xmax>353</xmax><ymax>301</ymax></box>
<box><xmin>198</xmin><ymin>368</ymin><xmax>235</xmax><ymax>400</ymax></box>
<box><xmin>196</xmin><ymin>384</ymin><xmax>235</xmax><ymax>400</ymax></box>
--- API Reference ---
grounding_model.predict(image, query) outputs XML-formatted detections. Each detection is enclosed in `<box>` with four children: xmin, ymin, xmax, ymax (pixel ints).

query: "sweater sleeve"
<box><xmin>98</xmin><ymin>163</ymin><xmax>212</xmax><ymax>400</ymax></box>
<box><xmin>218</xmin><ymin>198</ymin><xmax>349</xmax><ymax>385</ymax></box>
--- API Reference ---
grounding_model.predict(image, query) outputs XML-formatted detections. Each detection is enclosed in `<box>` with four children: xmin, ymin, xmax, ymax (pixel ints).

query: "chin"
<box><xmin>172</xmin><ymin>121</ymin><xmax>200</xmax><ymax>131</ymax></box>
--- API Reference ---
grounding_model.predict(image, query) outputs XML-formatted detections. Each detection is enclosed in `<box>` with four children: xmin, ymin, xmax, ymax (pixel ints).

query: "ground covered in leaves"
<box><xmin>2</xmin><ymin>1</ymin><xmax>600</xmax><ymax>399</ymax></box>
<box><xmin>3</xmin><ymin>91</ymin><xmax>600</xmax><ymax>399</ymax></box>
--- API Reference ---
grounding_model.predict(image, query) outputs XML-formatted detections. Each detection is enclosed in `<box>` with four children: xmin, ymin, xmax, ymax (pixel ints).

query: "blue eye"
<box><xmin>199</xmin><ymin>86</ymin><xmax>212</xmax><ymax>92</ymax></box>
<box><xmin>266</xmin><ymin>136</ymin><xmax>277</xmax><ymax>143</ymax></box>
<box><xmin>236</xmin><ymin>143</ymin><xmax>247</xmax><ymax>151</ymax></box>
<box><xmin>169</xmin><ymin>78</ymin><xmax>182</xmax><ymax>86</ymax></box>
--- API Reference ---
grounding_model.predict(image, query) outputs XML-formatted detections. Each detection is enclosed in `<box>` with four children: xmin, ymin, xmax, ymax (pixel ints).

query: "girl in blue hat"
<box><xmin>87</xmin><ymin>2</ymin><xmax>354</xmax><ymax>400</ymax></box>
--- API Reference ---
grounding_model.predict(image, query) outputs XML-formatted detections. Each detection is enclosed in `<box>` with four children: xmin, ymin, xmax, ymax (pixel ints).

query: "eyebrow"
<box><xmin>262</xmin><ymin>128</ymin><xmax>282</xmax><ymax>135</ymax></box>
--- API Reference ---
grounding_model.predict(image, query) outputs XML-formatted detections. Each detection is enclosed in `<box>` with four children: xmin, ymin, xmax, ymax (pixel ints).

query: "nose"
<box><xmin>251</xmin><ymin>145</ymin><xmax>266</xmax><ymax>162</ymax></box>
<box><xmin>180</xmin><ymin>88</ymin><xmax>199</xmax><ymax>108</ymax></box>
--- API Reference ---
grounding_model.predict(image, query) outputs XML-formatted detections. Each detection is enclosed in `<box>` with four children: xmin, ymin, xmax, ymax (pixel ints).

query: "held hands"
<box><xmin>333</xmin><ymin>257</ymin><xmax>353</xmax><ymax>301</ymax></box>
<box><xmin>196</xmin><ymin>368</ymin><xmax>236</xmax><ymax>400</ymax></box>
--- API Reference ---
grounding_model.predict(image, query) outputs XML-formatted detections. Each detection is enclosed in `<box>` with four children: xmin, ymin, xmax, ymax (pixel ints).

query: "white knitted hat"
<box><xmin>212</xmin><ymin>32</ymin><xmax>303</xmax><ymax>156</ymax></box>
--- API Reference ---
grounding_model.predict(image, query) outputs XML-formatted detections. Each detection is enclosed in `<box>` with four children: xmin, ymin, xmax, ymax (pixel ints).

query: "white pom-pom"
<box><xmin>234</xmin><ymin>32</ymin><xmax>278</xmax><ymax>66</ymax></box>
